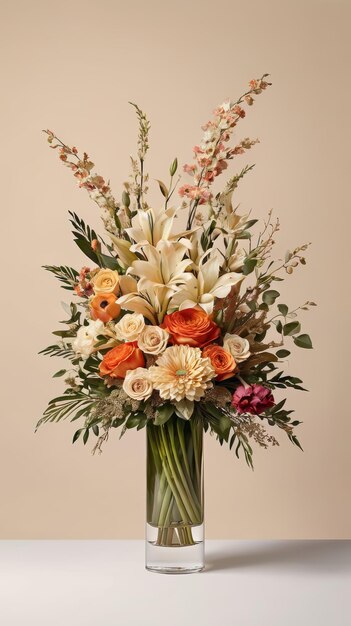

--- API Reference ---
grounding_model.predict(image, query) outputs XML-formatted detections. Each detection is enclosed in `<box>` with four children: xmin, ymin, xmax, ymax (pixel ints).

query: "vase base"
<box><xmin>146</xmin><ymin>564</ymin><xmax>204</xmax><ymax>575</ymax></box>
<box><xmin>145</xmin><ymin>523</ymin><xmax>204</xmax><ymax>574</ymax></box>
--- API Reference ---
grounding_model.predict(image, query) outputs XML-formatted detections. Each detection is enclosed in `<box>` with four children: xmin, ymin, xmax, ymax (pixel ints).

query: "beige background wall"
<box><xmin>0</xmin><ymin>0</ymin><xmax>350</xmax><ymax>539</ymax></box>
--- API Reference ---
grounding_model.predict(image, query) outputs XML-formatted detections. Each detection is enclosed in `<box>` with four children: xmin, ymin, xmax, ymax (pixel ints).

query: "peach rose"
<box><xmin>99</xmin><ymin>342</ymin><xmax>145</xmax><ymax>379</ymax></box>
<box><xmin>90</xmin><ymin>293</ymin><xmax>121</xmax><ymax>323</ymax></box>
<box><xmin>161</xmin><ymin>308</ymin><xmax>220</xmax><ymax>348</ymax></box>
<box><xmin>202</xmin><ymin>344</ymin><xmax>237</xmax><ymax>381</ymax></box>
<box><xmin>92</xmin><ymin>268</ymin><xmax>119</xmax><ymax>295</ymax></box>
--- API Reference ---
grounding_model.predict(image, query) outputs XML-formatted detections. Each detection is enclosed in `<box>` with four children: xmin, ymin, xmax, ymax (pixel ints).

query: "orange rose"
<box><xmin>90</xmin><ymin>293</ymin><xmax>121</xmax><ymax>323</ymax></box>
<box><xmin>202</xmin><ymin>344</ymin><xmax>237</xmax><ymax>381</ymax></box>
<box><xmin>161</xmin><ymin>308</ymin><xmax>220</xmax><ymax>348</ymax></box>
<box><xmin>99</xmin><ymin>342</ymin><xmax>145</xmax><ymax>379</ymax></box>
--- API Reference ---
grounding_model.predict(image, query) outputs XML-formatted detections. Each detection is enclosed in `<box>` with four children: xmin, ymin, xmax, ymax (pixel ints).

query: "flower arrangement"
<box><xmin>38</xmin><ymin>74</ymin><xmax>315</xmax><ymax>470</ymax></box>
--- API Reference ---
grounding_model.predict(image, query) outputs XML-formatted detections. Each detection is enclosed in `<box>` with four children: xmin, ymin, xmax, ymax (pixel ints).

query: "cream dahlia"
<box><xmin>149</xmin><ymin>345</ymin><xmax>215</xmax><ymax>402</ymax></box>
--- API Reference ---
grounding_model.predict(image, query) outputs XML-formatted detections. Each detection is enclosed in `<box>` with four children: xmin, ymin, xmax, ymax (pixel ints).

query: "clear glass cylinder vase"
<box><xmin>145</xmin><ymin>413</ymin><xmax>204</xmax><ymax>574</ymax></box>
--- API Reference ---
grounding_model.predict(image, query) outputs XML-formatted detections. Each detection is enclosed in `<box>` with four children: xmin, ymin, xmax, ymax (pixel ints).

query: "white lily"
<box><xmin>216</xmin><ymin>209</ymin><xmax>250</xmax><ymax>237</ymax></box>
<box><xmin>125</xmin><ymin>205</ymin><xmax>176</xmax><ymax>247</ymax></box>
<box><xmin>118</xmin><ymin>286</ymin><xmax>172</xmax><ymax>324</ymax></box>
<box><xmin>129</xmin><ymin>240</ymin><xmax>192</xmax><ymax>293</ymax></box>
<box><xmin>109</xmin><ymin>235</ymin><xmax>138</xmax><ymax>269</ymax></box>
<box><xmin>170</xmin><ymin>253</ymin><xmax>243</xmax><ymax>314</ymax></box>
<box><xmin>119</xmin><ymin>274</ymin><xmax>138</xmax><ymax>295</ymax></box>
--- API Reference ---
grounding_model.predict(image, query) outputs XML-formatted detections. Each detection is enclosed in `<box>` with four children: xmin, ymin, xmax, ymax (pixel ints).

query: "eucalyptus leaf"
<box><xmin>263</xmin><ymin>289</ymin><xmax>280</xmax><ymax>305</ymax></box>
<box><xmin>276</xmin><ymin>349</ymin><xmax>290</xmax><ymax>358</ymax></box>
<box><xmin>278</xmin><ymin>304</ymin><xmax>288</xmax><ymax>316</ymax></box>
<box><xmin>242</xmin><ymin>258</ymin><xmax>257</xmax><ymax>275</ymax></box>
<box><xmin>293</xmin><ymin>334</ymin><xmax>313</xmax><ymax>349</ymax></box>
<box><xmin>283</xmin><ymin>321</ymin><xmax>301</xmax><ymax>336</ymax></box>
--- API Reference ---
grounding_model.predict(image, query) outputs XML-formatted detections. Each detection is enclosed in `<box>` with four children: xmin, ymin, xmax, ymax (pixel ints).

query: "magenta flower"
<box><xmin>232</xmin><ymin>384</ymin><xmax>275</xmax><ymax>415</ymax></box>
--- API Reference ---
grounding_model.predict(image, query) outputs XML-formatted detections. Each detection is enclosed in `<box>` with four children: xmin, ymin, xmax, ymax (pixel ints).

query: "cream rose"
<box><xmin>137</xmin><ymin>326</ymin><xmax>169</xmax><ymax>355</ymax></box>
<box><xmin>115</xmin><ymin>313</ymin><xmax>145</xmax><ymax>342</ymax></box>
<box><xmin>223</xmin><ymin>333</ymin><xmax>251</xmax><ymax>363</ymax></box>
<box><xmin>92</xmin><ymin>268</ymin><xmax>119</xmax><ymax>295</ymax></box>
<box><xmin>122</xmin><ymin>367</ymin><xmax>153</xmax><ymax>400</ymax></box>
<box><xmin>72</xmin><ymin>319</ymin><xmax>105</xmax><ymax>358</ymax></box>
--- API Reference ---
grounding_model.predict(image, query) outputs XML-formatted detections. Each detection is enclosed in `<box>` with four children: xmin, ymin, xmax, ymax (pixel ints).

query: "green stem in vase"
<box><xmin>159</xmin><ymin>425</ymin><xmax>199</xmax><ymax>524</ymax></box>
<box><xmin>168</xmin><ymin>420</ymin><xmax>202</xmax><ymax>521</ymax></box>
<box><xmin>146</xmin><ymin>414</ymin><xmax>204</xmax><ymax>548</ymax></box>
<box><xmin>158</xmin><ymin>485</ymin><xmax>172</xmax><ymax>527</ymax></box>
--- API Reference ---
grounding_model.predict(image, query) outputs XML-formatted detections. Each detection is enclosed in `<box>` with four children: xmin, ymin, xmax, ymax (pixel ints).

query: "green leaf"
<box><xmin>236</xmin><ymin>230</ymin><xmax>251</xmax><ymax>239</ymax></box>
<box><xmin>276</xmin><ymin>320</ymin><xmax>283</xmax><ymax>334</ymax></box>
<box><xmin>289</xmin><ymin>434</ymin><xmax>303</xmax><ymax>451</ymax></box>
<box><xmin>278</xmin><ymin>304</ymin><xmax>288</xmax><ymax>316</ymax></box>
<box><xmin>293</xmin><ymin>334</ymin><xmax>313</xmax><ymax>349</ymax></box>
<box><xmin>92</xmin><ymin>424</ymin><xmax>99</xmax><ymax>436</ymax></box>
<box><xmin>122</xmin><ymin>191</ymin><xmax>130</xmax><ymax>207</ymax></box>
<box><xmin>112</xmin><ymin>417</ymin><xmax>126</xmax><ymax>428</ymax></box>
<box><xmin>137</xmin><ymin>417</ymin><xmax>147</xmax><ymax>430</ymax></box>
<box><xmin>203</xmin><ymin>404</ymin><xmax>231</xmax><ymax>441</ymax></box>
<box><xmin>53</xmin><ymin>369</ymin><xmax>67</xmax><ymax>378</ymax></box>
<box><xmin>72</xmin><ymin>429</ymin><xmax>84</xmax><ymax>444</ymax></box>
<box><xmin>243</xmin><ymin>219</ymin><xmax>258</xmax><ymax>229</ymax></box>
<box><xmin>43</xmin><ymin>265</ymin><xmax>78</xmax><ymax>290</ymax></box>
<box><xmin>242</xmin><ymin>258</ymin><xmax>257</xmax><ymax>275</ymax></box>
<box><xmin>154</xmin><ymin>404</ymin><xmax>174</xmax><ymax>426</ymax></box>
<box><xmin>283</xmin><ymin>321</ymin><xmax>301</xmax><ymax>336</ymax></box>
<box><xmin>170</xmin><ymin>158</ymin><xmax>178</xmax><ymax>176</ymax></box>
<box><xmin>263</xmin><ymin>289</ymin><xmax>280</xmax><ymax>305</ymax></box>
<box><xmin>276</xmin><ymin>349</ymin><xmax>290</xmax><ymax>358</ymax></box>
<box><xmin>83</xmin><ymin>429</ymin><xmax>90</xmax><ymax>445</ymax></box>
<box><xmin>156</xmin><ymin>179</ymin><xmax>169</xmax><ymax>198</ymax></box>
<box><xmin>271</xmin><ymin>399</ymin><xmax>287</xmax><ymax>413</ymax></box>
<box><xmin>74</xmin><ymin>238</ymin><xmax>99</xmax><ymax>264</ymax></box>
<box><xmin>126</xmin><ymin>413</ymin><xmax>146</xmax><ymax>429</ymax></box>
<box><xmin>247</xmin><ymin>299</ymin><xmax>257</xmax><ymax>312</ymax></box>
<box><xmin>99</xmin><ymin>253</ymin><xmax>121</xmax><ymax>271</ymax></box>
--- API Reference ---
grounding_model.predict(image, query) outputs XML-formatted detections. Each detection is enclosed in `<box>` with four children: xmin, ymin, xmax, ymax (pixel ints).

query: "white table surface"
<box><xmin>0</xmin><ymin>540</ymin><xmax>350</xmax><ymax>626</ymax></box>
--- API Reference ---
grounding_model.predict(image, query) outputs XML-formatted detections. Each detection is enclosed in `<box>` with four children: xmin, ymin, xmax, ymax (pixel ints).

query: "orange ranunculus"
<box><xmin>202</xmin><ymin>344</ymin><xmax>237</xmax><ymax>381</ymax></box>
<box><xmin>90</xmin><ymin>293</ymin><xmax>121</xmax><ymax>323</ymax></box>
<box><xmin>161</xmin><ymin>308</ymin><xmax>220</xmax><ymax>348</ymax></box>
<box><xmin>99</xmin><ymin>342</ymin><xmax>145</xmax><ymax>379</ymax></box>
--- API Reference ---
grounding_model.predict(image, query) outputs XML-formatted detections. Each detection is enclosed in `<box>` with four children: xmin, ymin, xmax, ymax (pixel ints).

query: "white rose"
<box><xmin>137</xmin><ymin>326</ymin><xmax>169</xmax><ymax>355</ymax></box>
<box><xmin>72</xmin><ymin>319</ymin><xmax>104</xmax><ymax>358</ymax></box>
<box><xmin>223</xmin><ymin>333</ymin><xmax>251</xmax><ymax>363</ymax></box>
<box><xmin>115</xmin><ymin>313</ymin><xmax>145</xmax><ymax>341</ymax></box>
<box><xmin>123</xmin><ymin>367</ymin><xmax>153</xmax><ymax>401</ymax></box>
